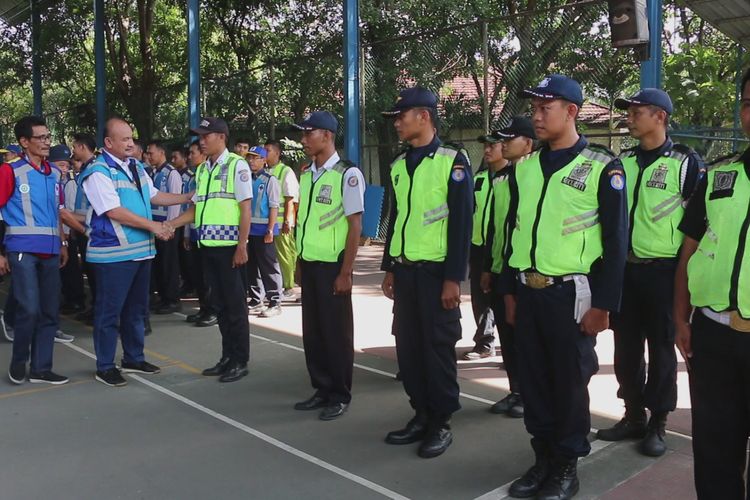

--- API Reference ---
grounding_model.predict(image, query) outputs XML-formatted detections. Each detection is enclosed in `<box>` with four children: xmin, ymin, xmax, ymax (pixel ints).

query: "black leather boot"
<box><xmin>640</xmin><ymin>411</ymin><xmax>667</xmax><ymax>457</ymax></box>
<box><xmin>385</xmin><ymin>412</ymin><xmax>428</xmax><ymax>445</ymax></box>
<box><xmin>537</xmin><ymin>456</ymin><xmax>579</xmax><ymax>500</ymax></box>
<box><xmin>596</xmin><ymin>405</ymin><xmax>647</xmax><ymax>441</ymax></box>
<box><xmin>417</xmin><ymin>418</ymin><xmax>453</xmax><ymax>459</ymax></box>
<box><xmin>508</xmin><ymin>439</ymin><xmax>550</xmax><ymax>498</ymax></box>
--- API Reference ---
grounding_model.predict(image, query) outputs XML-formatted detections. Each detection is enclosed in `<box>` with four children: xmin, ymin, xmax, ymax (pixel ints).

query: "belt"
<box><xmin>701</xmin><ymin>308</ymin><xmax>750</xmax><ymax>333</ymax></box>
<box><xmin>518</xmin><ymin>271</ymin><xmax>576</xmax><ymax>290</ymax></box>
<box><xmin>626</xmin><ymin>252</ymin><xmax>676</xmax><ymax>265</ymax></box>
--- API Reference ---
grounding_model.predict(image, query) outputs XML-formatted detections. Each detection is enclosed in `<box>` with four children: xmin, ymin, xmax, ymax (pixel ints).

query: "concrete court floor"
<box><xmin>0</xmin><ymin>245</ymin><xmax>699</xmax><ymax>500</ymax></box>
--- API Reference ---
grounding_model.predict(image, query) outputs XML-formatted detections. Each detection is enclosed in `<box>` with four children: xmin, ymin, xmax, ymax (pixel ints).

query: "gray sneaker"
<box><xmin>1</xmin><ymin>313</ymin><xmax>12</xmax><ymax>342</ymax></box>
<box><xmin>259</xmin><ymin>305</ymin><xmax>282</xmax><ymax>318</ymax></box>
<box><xmin>281</xmin><ymin>289</ymin><xmax>297</xmax><ymax>302</ymax></box>
<box><xmin>248</xmin><ymin>303</ymin><xmax>267</xmax><ymax>315</ymax></box>
<box><xmin>54</xmin><ymin>330</ymin><xmax>75</xmax><ymax>344</ymax></box>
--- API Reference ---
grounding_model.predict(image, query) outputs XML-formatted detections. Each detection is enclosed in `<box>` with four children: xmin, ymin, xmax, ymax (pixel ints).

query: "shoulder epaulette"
<box><xmin>442</xmin><ymin>141</ymin><xmax>472</xmax><ymax>169</ymax></box>
<box><xmin>333</xmin><ymin>159</ymin><xmax>356</xmax><ymax>173</ymax></box>
<box><xmin>707</xmin><ymin>152</ymin><xmax>742</xmax><ymax>171</ymax></box>
<box><xmin>617</xmin><ymin>146</ymin><xmax>637</xmax><ymax>159</ymax></box>
<box><xmin>668</xmin><ymin>143</ymin><xmax>696</xmax><ymax>163</ymax></box>
<box><xmin>581</xmin><ymin>143</ymin><xmax>615</xmax><ymax>164</ymax></box>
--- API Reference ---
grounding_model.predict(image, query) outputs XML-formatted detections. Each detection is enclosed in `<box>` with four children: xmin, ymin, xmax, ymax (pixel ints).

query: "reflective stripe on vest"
<box><xmin>388</xmin><ymin>146</ymin><xmax>457</xmax><ymax>262</ymax></box>
<box><xmin>151</xmin><ymin>164</ymin><xmax>175</xmax><ymax>222</ymax></box>
<box><xmin>621</xmin><ymin>147</ymin><xmax>687</xmax><ymax>258</ymax></box>
<box><xmin>509</xmin><ymin>147</ymin><xmax>610</xmax><ymax>276</ymax></box>
<box><xmin>195</xmin><ymin>153</ymin><xmax>242</xmax><ymax>247</ymax></box>
<box><xmin>296</xmin><ymin>161</ymin><xmax>350</xmax><ymax>262</ymax></box>
<box><xmin>688</xmin><ymin>157</ymin><xmax>750</xmax><ymax>318</ymax></box>
<box><xmin>252</xmin><ymin>171</ymin><xmax>272</xmax><ymax>224</ymax></box>
<box><xmin>471</xmin><ymin>169</ymin><xmax>493</xmax><ymax>246</ymax></box>
<box><xmin>490</xmin><ymin>169</ymin><xmax>513</xmax><ymax>274</ymax></box>
<box><xmin>271</xmin><ymin>163</ymin><xmax>293</xmax><ymax>224</ymax></box>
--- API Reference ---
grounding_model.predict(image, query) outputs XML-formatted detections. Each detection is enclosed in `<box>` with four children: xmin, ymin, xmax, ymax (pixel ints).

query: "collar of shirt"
<box><xmin>405</xmin><ymin>135</ymin><xmax>442</xmax><ymax>172</ymax></box>
<box><xmin>635</xmin><ymin>136</ymin><xmax>673</xmax><ymax>168</ymax></box>
<box><xmin>206</xmin><ymin>148</ymin><xmax>230</xmax><ymax>171</ymax></box>
<box><xmin>492</xmin><ymin>162</ymin><xmax>514</xmax><ymax>179</ymax></box>
<box><xmin>539</xmin><ymin>135</ymin><xmax>588</xmax><ymax>176</ymax></box>
<box><xmin>19</xmin><ymin>154</ymin><xmax>51</xmax><ymax>175</ymax></box>
<box><xmin>310</xmin><ymin>151</ymin><xmax>341</xmax><ymax>174</ymax></box>
<box><xmin>156</xmin><ymin>161</ymin><xmax>171</xmax><ymax>172</ymax></box>
<box><xmin>102</xmin><ymin>149</ymin><xmax>130</xmax><ymax>171</ymax></box>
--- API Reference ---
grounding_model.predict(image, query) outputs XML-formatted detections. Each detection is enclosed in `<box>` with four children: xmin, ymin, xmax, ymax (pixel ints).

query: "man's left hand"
<box><xmin>59</xmin><ymin>246</ymin><xmax>69</xmax><ymax>268</ymax></box>
<box><xmin>333</xmin><ymin>273</ymin><xmax>353</xmax><ymax>295</ymax></box>
<box><xmin>232</xmin><ymin>245</ymin><xmax>248</xmax><ymax>268</ymax></box>
<box><xmin>580</xmin><ymin>307</ymin><xmax>609</xmax><ymax>336</ymax></box>
<box><xmin>441</xmin><ymin>280</ymin><xmax>461</xmax><ymax>310</ymax></box>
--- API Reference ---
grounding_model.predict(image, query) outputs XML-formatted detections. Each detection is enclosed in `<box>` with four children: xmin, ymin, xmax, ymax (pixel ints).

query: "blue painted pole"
<box><xmin>30</xmin><ymin>0</ymin><xmax>42</xmax><ymax>115</ymax></box>
<box><xmin>734</xmin><ymin>44</ymin><xmax>745</xmax><ymax>151</ymax></box>
<box><xmin>640</xmin><ymin>0</ymin><xmax>662</xmax><ymax>89</ymax></box>
<box><xmin>94</xmin><ymin>0</ymin><xmax>106</xmax><ymax>146</ymax></box>
<box><xmin>187</xmin><ymin>0</ymin><xmax>200</xmax><ymax>129</ymax></box>
<box><xmin>343</xmin><ymin>0</ymin><xmax>360</xmax><ymax>165</ymax></box>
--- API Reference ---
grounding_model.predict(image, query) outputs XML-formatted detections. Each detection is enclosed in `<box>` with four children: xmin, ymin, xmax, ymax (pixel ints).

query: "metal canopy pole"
<box><xmin>187</xmin><ymin>0</ymin><xmax>201</xmax><ymax>129</ymax></box>
<box><xmin>31</xmin><ymin>0</ymin><xmax>42</xmax><ymax>115</ymax></box>
<box><xmin>94</xmin><ymin>0</ymin><xmax>106</xmax><ymax>145</ymax></box>
<box><xmin>343</xmin><ymin>0</ymin><xmax>360</xmax><ymax>164</ymax></box>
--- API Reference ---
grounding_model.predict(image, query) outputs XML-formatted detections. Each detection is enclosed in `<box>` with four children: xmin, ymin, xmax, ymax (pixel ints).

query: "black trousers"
<box><xmin>61</xmin><ymin>234</ymin><xmax>85</xmax><ymax>307</ymax></box>
<box><xmin>78</xmin><ymin>234</ymin><xmax>96</xmax><ymax>308</ymax></box>
<box><xmin>300</xmin><ymin>260</ymin><xmax>353</xmax><ymax>404</ymax></box>
<box><xmin>469</xmin><ymin>244</ymin><xmax>495</xmax><ymax>348</ymax></box>
<box><xmin>516</xmin><ymin>281</ymin><xmax>598</xmax><ymax>458</ymax></box>
<box><xmin>610</xmin><ymin>261</ymin><xmax>678</xmax><ymax>414</ymax></box>
<box><xmin>176</xmin><ymin>228</ymin><xmax>194</xmax><ymax>293</ymax></box>
<box><xmin>488</xmin><ymin>273</ymin><xmax>520</xmax><ymax>394</ymax></box>
<box><xmin>246</xmin><ymin>236</ymin><xmax>283</xmax><ymax>307</ymax></box>
<box><xmin>201</xmin><ymin>246</ymin><xmax>249</xmax><ymax>364</ymax></box>
<box><xmin>393</xmin><ymin>262</ymin><xmax>461</xmax><ymax>418</ymax></box>
<box><xmin>189</xmin><ymin>244</ymin><xmax>213</xmax><ymax>314</ymax></box>
<box><xmin>690</xmin><ymin>310</ymin><xmax>750</xmax><ymax>500</ymax></box>
<box><xmin>154</xmin><ymin>237</ymin><xmax>180</xmax><ymax>305</ymax></box>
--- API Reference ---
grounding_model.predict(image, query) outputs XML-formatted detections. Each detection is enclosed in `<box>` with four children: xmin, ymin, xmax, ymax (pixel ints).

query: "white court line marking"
<box><xmin>61</xmin><ymin>342</ymin><xmax>409</xmax><ymax>500</ymax></box>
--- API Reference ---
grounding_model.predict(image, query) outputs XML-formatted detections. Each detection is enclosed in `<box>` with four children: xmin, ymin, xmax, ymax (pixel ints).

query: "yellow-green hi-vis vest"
<box><xmin>621</xmin><ymin>144</ymin><xmax>692</xmax><ymax>258</ymax></box>
<box><xmin>688</xmin><ymin>154</ymin><xmax>750</xmax><ymax>318</ymax></box>
<box><xmin>388</xmin><ymin>145</ymin><xmax>465</xmax><ymax>262</ymax></box>
<box><xmin>296</xmin><ymin>160</ymin><xmax>352</xmax><ymax>262</ymax></box>
<box><xmin>194</xmin><ymin>153</ymin><xmax>243</xmax><ymax>248</ymax></box>
<box><xmin>471</xmin><ymin>168</ymin><xmax>493</xmax><ymax>246</ymax></box>
<box><xmin>490</xmin><ymin>168</ymin><xmax>513</xmax><ymax>274</ymax></box>
<box><xmin>509</xmin><ymin>146</ymin><xmax>614</xmax><ymax>276</ymax></box>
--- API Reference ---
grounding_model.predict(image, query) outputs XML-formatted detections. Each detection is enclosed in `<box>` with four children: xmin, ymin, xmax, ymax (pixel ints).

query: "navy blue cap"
<box><xmin>614</xmin><ymin>88</ymin><xmax>673</xmax><ymax>115</ymax></box>
<box><xmin>0</xmin><ymin>144</ymin><xmax>21</xmax><ymax>155</ymax></box>
<box><xmin>190</xmin><ymin>117</ymin><xmax>230</xmax><ymax>136</ymax></box>
<box><xmin>519</xmin><ymin>74</ymin><xmax>584</xmax><ymax>107</ymax></box>
<box><xmin>48</xmin><ymin>144</ymin><xmax>72</xmax><ymax>163</ymax></box>
<box><xmin>293</xmin><ymin>111</ymin><xmax>338</xmax><ymax>133</ymax></box>
<box><xmin>382</xmin><ymin>87</ymin><xmax>439</xmax><ymax>116</ymax></box>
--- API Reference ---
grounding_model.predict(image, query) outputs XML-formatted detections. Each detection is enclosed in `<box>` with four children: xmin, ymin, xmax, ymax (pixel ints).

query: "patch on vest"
<box><xmin>316</xmin><ymin>184</ymin><xmax>333</xmax><ymax>204</ymax></box>
<box><xmin>709</xmin><ymin>170</ymin><xmax>738</xmax><ymax>200</ymax></box>
<box><xmin>347</xmin><ymin>175</ymin><xmax>359</xmax><ymax>187</ymax></box>
<box><xmin>610</xmin><ymin>174</ymin><xmax>625</xmax><ymax>191</ymax></box>
<box><xmin>646</xmin><ymin>164</ymin><xmax>668</xmax><ymax>189</ymax></box>
<box><xmin>18</xmin><ymin>183</ymin><xmax>30</xmax><ymax>194</ymax></box>
<box><xmin>451</xmin><ymin>168</ymin><xmax>465</xmax><ymax>182</ymax></box>
<box><xmin>561</xmin><ymin>163</ymin><xmax>592</xmax><ymax>191</ymax></box>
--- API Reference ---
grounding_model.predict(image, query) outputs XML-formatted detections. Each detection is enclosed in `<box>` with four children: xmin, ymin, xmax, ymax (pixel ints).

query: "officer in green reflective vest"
<box><xmin>171</xmin><ymin>117</ymin><xmax>252</xmax><ymax>384</ymax></box>
<box><xmin>499</xmin><ymin>75</ymin><xmax>628</xmax><ymax>499</ymax></box>
<box><xmin>596</xmin><ymin>89</ymin><xmax>704</xmax><ymax>457</ymax></box>
<box><xmin>380</xmin><ymin>87</ymin><xmax>473</xmax><ymax>459</ymax></box>
<box><xmin>479</xmin><ymin>116</ymin><xmax>536</xmax><ymax>418</ymax></box>
<box><xmin>462</xmin><ymin>130</ymin><xmax>505</xmax><ymax>361</ymax></box>
<box><xmin>674</xmin><ymin>68</ymin><xmax>750</xmax><ymax>500</ymax></box>
<box><xmin>291</xmin><ymin>111</ymin><xmax>364</xmax><ymax>422</ymax></box>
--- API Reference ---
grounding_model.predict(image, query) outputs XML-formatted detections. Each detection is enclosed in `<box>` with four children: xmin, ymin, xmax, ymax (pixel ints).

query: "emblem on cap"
<box><xmin>200</xmin><ymin>119</ymin><xmax>210</xmax><ymax>127</ymax></box>
<box><xmin>539</xmin><ymin>77</ymin><xmax>551</xmax><ymax>88</ymax></box>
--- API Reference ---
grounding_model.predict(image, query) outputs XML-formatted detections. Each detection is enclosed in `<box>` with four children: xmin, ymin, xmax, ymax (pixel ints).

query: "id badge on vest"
<box><xmin>316</xmin><ymin>184</ymin><xmax>333</xmax><ymax>205</ymax></box>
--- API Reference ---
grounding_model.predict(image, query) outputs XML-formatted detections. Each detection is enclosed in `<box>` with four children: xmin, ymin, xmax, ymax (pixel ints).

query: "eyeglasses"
<box><xmin>30</xmin><ymin>134</ymin><xmax>52</xmax><ymax>142</ymax></box>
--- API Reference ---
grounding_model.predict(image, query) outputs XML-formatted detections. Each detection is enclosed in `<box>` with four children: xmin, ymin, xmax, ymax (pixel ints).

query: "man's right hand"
<box><xmin>675</xmin><ymin>321</ymin><xmax>692</xmax><ymax>370</ymax></box>
<box><xmin>0</xmin><ymin>254</ymin><xmax>10</xmax><ymax>276</ymax></box>
<box><xmin>381</xmin><ymin>272</ymin><xmax>394</xmax><ymax>300</ymax></box>
<box><xmin>182</xmin><ymin>239</ymin><xmax>191</xmax><ymax>251</ymax></box>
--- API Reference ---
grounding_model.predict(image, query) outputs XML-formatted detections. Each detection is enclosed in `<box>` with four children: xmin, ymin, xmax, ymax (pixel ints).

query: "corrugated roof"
<box><xmin>0</xmin><ymin>0</ymin><xmax>29</xmax><ymax>25</ymax></box>
<box><xmin>683</xmin><ymin>0</ymin><xmax>750</xmax><ymax>48</ymax></box>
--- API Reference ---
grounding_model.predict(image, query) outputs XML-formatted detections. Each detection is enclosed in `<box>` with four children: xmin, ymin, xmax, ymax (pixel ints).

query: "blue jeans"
<box><xmin>8</xmin><ymin>252</ymin><xmax>60</xmax><ymax>372</ymax></box>
<box><xmin>4</xmin><ymin>285</ymin><xmax>18</xmax><ymax>327</ymax></box>
<box><xmin>92</xmin><ymin>260</ymin><xmax>151</xmax><ymax>371</ymax></box>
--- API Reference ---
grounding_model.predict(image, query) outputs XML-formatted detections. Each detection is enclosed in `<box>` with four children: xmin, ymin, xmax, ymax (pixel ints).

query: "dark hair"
<box><xmin>742</xmin><ymin>67</ymin><xmax>750</xmax><ymax>100</ymax></box>
<box><xmin>415</xmin><ymin>107</ymin><xmax>440</xmax><ymax>132</ymax></box>
<box><xmin>14</xmin><ymin>115</ymin><xmax>47</xmax><ymax>142</ymax></box>
<box><xmin>133</xmin><ymin>138</ymin><xmax>145</xmax><ymax>151</ymax></box>
<box><xmin>146</xmin><ymin>139</ymin><xmax>170</xmax><ymax>157</ymax></box>
<box><xmin>189</xmin><ymin>141</ymin><xmax>201</xmax><ymax>152</ymax></box>
<box><xmin>72</xmin><ymin>132</ymin><xmax>96</xmax><ymax>152</ymax></box>
<box><xmin>172</xmin><ymin>148</ymin><xmax>188</xmax><ymax>159</ymax></box>
<box><xmin>264</xmin><ymin>139</ymin><xmax>283</xmax><ymax>153</ymax></box>
<box><xmin>235</xmin><ymin>139</ymin><xmax>250</xmax><ymax>146</ymax></box>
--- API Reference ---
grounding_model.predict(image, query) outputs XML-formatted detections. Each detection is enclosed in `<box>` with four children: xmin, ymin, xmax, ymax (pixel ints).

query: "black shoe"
<box><xmin>60</xmin><ymin>303</ymin><xmax>85</xmax><ymax>315</ymax></box>
<box><xmin>8</xmin><ymin>363</ymin><xmax>26</xmax><ymax>385</ymax></box>
<box><xmin>596</xmin><ymin>407</ymin><xmax>647</xmax><ymax>441</ymax></box>
<box><xmin>202</xmin><ymin>358</ymin><xmax>231</xmax><ymax>376</ymax></box>
<box><xmin>294</xmin><ymin>395</ymin><xmax>328</xmax><ymax>411</ymax></box>
<box><xmin>508</xmin><ymin>396</ymin><xmax>524</xmax><ymax>419</ymax></box>
<box><xmin>536</xmin><ymin>457</ymin><xmax>579</xmax><ymax>500</ymax></box>
<box><xmin>95</xmin><ymin>368</ymin><xmax>128</xmax><ymax>387</ymax></box>
<box><xmin>29</xmin><ymin>371</ymin><xmax>69</xmax><ymax>385</ymax></box>
<box><xmin>155</xmin><ymin>302</ymin><xmax>182</xmax><ymax>315</ymax></box>
<box><xmin>186</xmin><ymin>311</ymin><xmax>203</xmax><ymax>323</ymax></box>
<box><xmin>319</xmin><ymin>402</ymin><xmax>348</xmax><ymax>421</ymax></box>
<box><xmin>508</xmin><ymin>441</ymin><xmax>550</xmax><ymax>498</ymax></box>
<box><xmin>196</xmin><ymin>314</ymin><xmax>218</xmax><ymax>327</ymax></box>
<box><xmin>640</xmin><ymin>412</ymin><xmax>668</xmax><ymax>457</ymax></box>
<box><xmin>120</xmin><ymin>360</ymin><xmax>161</xmax><ymax>374</ymax></box>
<box><xmin>75</xmin><ymin>308</ymin><xmax>94</xmax><ymax>322</ymax></box>
<box><xmin>491</xmin><ymin>393</ymin><xmax>521</xmax><ymax>414</ymax></box>
<box><xmin>385</xmin><ymin>414</ymin><xmax>428</xmax><ymax>444</ymax></box>
<box><xmin>219</xmin><ymin>363</ymin><xmax>248</xmax><ymax>383</ymax></box>
<box><xmin>417</xmin><ymin>423</ymin><xmax>453</xmax><ymax>458</ymax></box>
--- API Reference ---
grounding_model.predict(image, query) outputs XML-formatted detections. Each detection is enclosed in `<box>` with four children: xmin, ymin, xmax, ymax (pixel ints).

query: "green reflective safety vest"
<box><xmin>388</xmin><ymin>145</ymin><xmax>460</xmax><ymax>262</ymax></box>
<box><xmin>687</xmin><ymin>156</ymin><xmax>750</xmax><ymax>318</ymax></box>
<box><xmin>490</xmin><ymin>168</ymin><xmax>513</xmax><ymax>274</ymax></box>
<box><xmin>471</xmin><ymin>168</ymin><xmax>493</xmax><ymax>246</ymax></box>
<box><xmin>270</xmin><ymin>163</ymin><xmax>295</xmax><ymax>224</ymax></box>
<box><xmin>509</xmin><ymin>146</ymin><xmax>613</xmax><ymax>276</ymax></box>
<box><xmin>194</xmin><ymin>153</ymin><xmax>243</xmax><ymax>248</ymax></box>
<box><xmin>621</xmin><ymin>145</ymin><xmax>690</xmax><ymax>258</ymax></box>
<box><xmin>296</xmin><ymin>160</ymin><xmax>351</xmax><ymax>262</ymax></box>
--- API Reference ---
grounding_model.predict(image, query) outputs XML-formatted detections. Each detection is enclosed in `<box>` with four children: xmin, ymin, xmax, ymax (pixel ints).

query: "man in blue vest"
<box><xmin>171</xmin><ymin>146</ymin><xmax>195</xmax><ymax>298</ymax></box>
<box><xmin>81</xmin><ymin>117</ymin><xmax>192</xmax><ymax>387</ymax></box>
<box><xmin>0</xmin><ymin>116</ymin><xmax>69</xmax><ymax>385</ymax></box>
<box><xmin>246</xmin><ymin>146</ymin><xmax>283</xmax><ymax>318</ymax></box>
<box><xmin>146</xmin><ymin>140</ymin><xmax>183</xmax><ymax>314</ymax></box>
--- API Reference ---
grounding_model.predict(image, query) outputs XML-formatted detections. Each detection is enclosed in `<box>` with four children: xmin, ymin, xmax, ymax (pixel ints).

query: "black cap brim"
<box><xmin>477</xmin><ymin>135</ymin><xmax>501</xmax><ymax>144</ymax></box>
<box><xmin>519</xmin><ymin>88</ymin><xmax>582</xmax><ymax>107</ymax></box>
<box><xmin>189</xmin><ymin>126</ymin><xmax>213</xmax><ymax>135</ymax></box>
<box><xmin>614</xmin><ymin>98</ymin><xmax>643</xmax><ymax>110</ymax></box>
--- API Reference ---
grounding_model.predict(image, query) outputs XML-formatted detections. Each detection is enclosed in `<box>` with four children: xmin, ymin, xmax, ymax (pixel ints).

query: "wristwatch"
<box><xmin>61</xmin><ymin>241</ymin><xmax>69</xmax><ymax>247</ymax></box>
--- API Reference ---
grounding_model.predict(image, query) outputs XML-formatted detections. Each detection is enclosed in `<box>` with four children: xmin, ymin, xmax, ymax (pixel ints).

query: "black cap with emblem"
<box><xmin>190</xmin><ymin>117</ymin><xmax>230</xmax><ymax>136</ymax></box>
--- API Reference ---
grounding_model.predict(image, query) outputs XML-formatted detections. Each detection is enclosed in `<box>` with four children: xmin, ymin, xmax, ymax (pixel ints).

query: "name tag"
<box><xmin>646</xmin><ymin>164</ymin><xmax>668</xmax><ymax>190</ymax></box>
<box><xmin>709</xmin><ymin>170</ymin><xmax>737</xmax><ymax>200</ymax></box>
<box><xmin>562</xmin><ymin>163</ymin><xmax>592</xmax><ymax>192</ymax></box>
<box><xmin>316</xmin><ymin>184</ymin><xmax>333</xmax><ymax>205</ymax></box>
